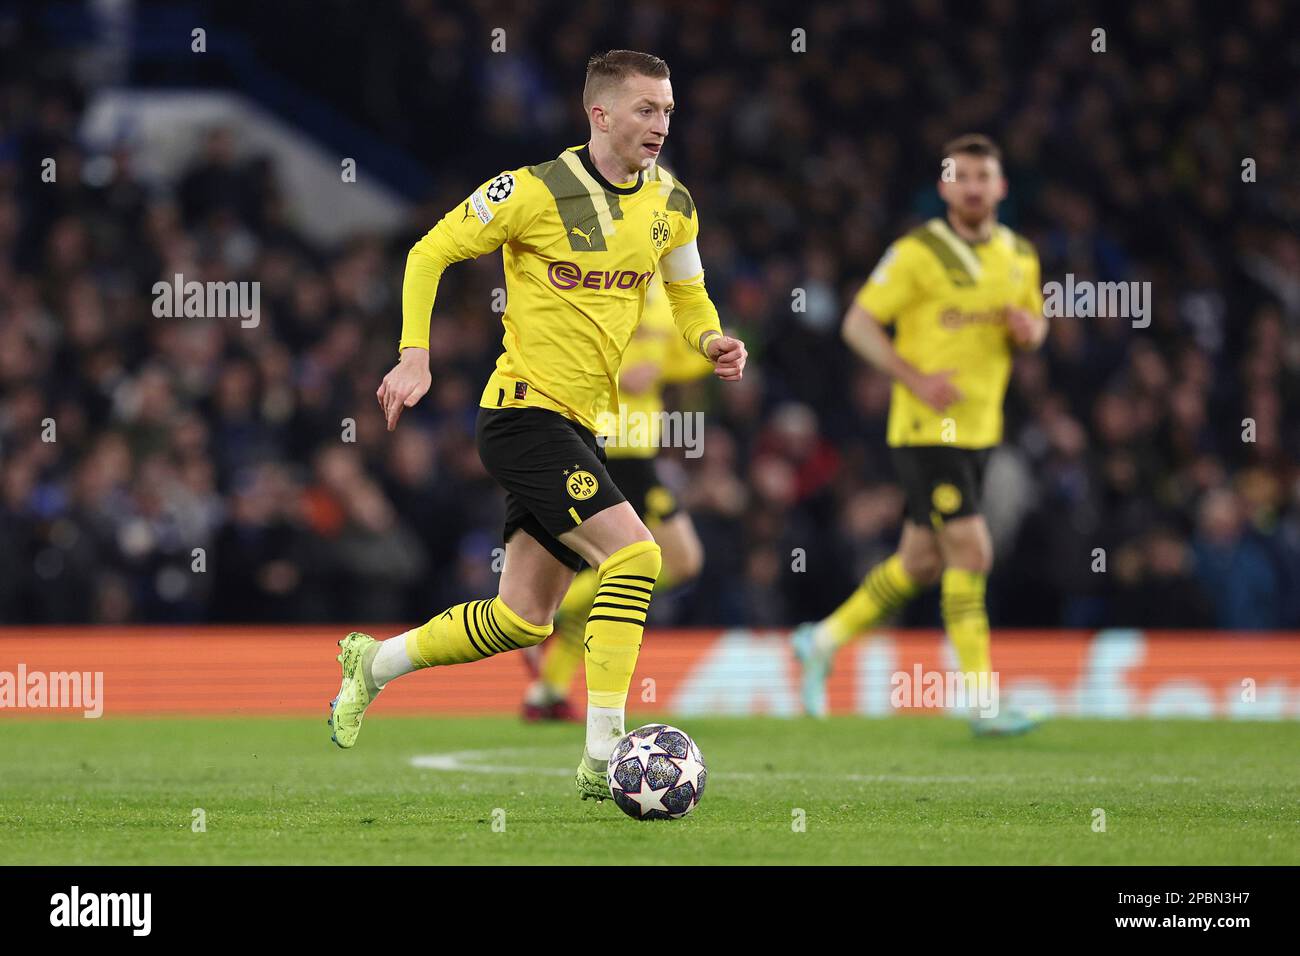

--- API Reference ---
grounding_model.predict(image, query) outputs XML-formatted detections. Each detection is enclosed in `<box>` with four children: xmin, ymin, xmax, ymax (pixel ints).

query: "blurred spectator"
<box><xmin>0</xmin><ymin>0</ymin><xmax>1297</xmax><ymax>628</ymax></box>
<box><xmin>1192</xmin><ymin>487</ymin><xmax>1285</xmax><ymax>629</ymax></box>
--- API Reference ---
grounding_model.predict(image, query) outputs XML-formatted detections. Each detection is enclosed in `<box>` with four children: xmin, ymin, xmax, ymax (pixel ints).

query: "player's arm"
<box><xmin>660</xmin><ymin>207</ymin><xmax>746</xmax><ymax>381</ymax></box>
<box><xmin>1006</xmin><ymin>246</ymin><xmax>1047</xmax><ymax>350</ymax></box>
<box><xmin>842</xmin><ymin>303</ymin><xmax>961</xmax><ymax>412</ymax></box>
<box><xmin>844</xmin><ymin>241</ymin><xmax>961</xmax><ymax>412</ymax></box>
<box><xmin>379</xmin><ymin>173</ymin><xmax>527</xmax><ymax>430</ymax></box>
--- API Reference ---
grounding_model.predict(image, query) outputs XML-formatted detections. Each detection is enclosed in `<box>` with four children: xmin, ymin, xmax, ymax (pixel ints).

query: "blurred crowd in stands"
<box><xmin>2</xmin><ymin>0</ymin><xmax>1298</xmax><ymax>628</ymax></box>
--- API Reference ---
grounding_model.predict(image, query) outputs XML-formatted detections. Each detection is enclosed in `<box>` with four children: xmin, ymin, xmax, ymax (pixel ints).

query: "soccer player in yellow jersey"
<box><xmin>327</xmin><ymin>50</ymin><xmax>748</xmax><ymax>801</ymax></box>
<box><xmin>792</xmin><ymin>134</ymin><xmax>1047</xmax><ymax>736</ymax></box>
<box><xmin>520</xmin><ymin>273</ymin><xmax>712</xmax><ymax>719</ymax></box>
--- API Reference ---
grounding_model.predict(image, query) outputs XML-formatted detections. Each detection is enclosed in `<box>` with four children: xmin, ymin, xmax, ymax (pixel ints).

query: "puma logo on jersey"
<box><xmin>570</xmin><ymin>224</ymin><xmax>595</xmax><ymax>245</ymax></box>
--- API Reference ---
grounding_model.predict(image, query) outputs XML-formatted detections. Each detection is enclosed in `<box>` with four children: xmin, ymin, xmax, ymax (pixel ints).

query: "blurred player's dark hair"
<box><xmin>942</xmin><ymin>133</ymin><xmax>1002</xmax><ymax>163</ymax></box>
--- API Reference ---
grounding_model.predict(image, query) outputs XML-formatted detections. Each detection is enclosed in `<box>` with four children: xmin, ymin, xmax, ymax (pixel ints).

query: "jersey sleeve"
<box><xmin>398</xmin><ymin>170</ymin><xmax>534</xmax><ymax>352</ymax></box>
<box><xmin>659</xmin><ymin>202</ymin><xmax>722</xmax><ymax>357</ymax></box>
<box><xmin>853</xmin><ymin>240</ymin><xmax>923</xmax><ymax>325</ymax></box>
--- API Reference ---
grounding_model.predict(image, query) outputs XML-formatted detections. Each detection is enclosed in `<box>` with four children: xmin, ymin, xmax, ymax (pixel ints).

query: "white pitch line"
<box><xmin>410</xmin><ymin>750</ymin><xmax>1199</xmax><ymax>785</ymax></box>
<box><xmin>409</xmin><ymin>750</ymin><xmax>990</xmax><ymax>782</ymax></box>
<box><xmin>411</xmin><ymin>751</ymin><xmax>570</xmax><ymax>777</ymax></box>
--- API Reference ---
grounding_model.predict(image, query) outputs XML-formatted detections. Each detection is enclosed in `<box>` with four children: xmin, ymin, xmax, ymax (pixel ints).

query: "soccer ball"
<box><xmin>607</xmin><ymin>723</ymin><xmax>706</xmax><ymax>820</ymax></box>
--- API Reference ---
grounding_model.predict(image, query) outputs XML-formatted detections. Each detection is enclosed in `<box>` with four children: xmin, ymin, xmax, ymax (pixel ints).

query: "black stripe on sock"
<box><xmin>463</xmin><ymin>601</ymin><xmax>493</xmax><ymax>656</ymax></box>
<box><xmin>869</xmin><ymin>570</ymin><xmax>905</xmax><ymax>607</ymax></box>
<box><xmin>595</xmin><ymin>590</ymin><xmax>650</xmax><ymax>606</ymax></box>
<box><xmin>477</xmin><ymin>600</ymin><xmax>510</xmax><ymax>653</ymax></box>
<box><xmin>605</xmin><ymin>574</ymin><xmax>657</xmax><ymax>584</ymax></box>
<box><xmin>590</xmin><ymin>601</ymin><xmax>649</xmax><ymax>616</ymax></box>
<box><xmin>596</xmin><ymin>584</ymin><xmax>653</xmax><ymax>600</ymax></box>
<box><xmin>864</xmin><ymin>577</ymin><xmax>898</xmax><ymax>609</ymax></box>
<box><xmin>483</xmin><ymin>599</ymin><xmax>522</xmax><ymax>649</ymax></box>
<box><xmin>481</xmin><ymin>600</ymin><xmax>517</xmax><ymax>651</ymax></box>
<box><xmin>586</xmin><ymin>614</ymin><xmax>648</xmax><ymax>626</ymax></box>
<box><xmin>599</xmin><ymin>581</ymin><xmax>653</xmax><ymax>596</ymax></box>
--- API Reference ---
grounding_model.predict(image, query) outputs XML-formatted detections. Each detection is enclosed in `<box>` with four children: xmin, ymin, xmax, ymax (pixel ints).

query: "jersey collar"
<box><xmin>937</xmin><ymin>215</ymin><xmax>994</xmax><ymax>248</ymax></box>
<box><xmin>574</xmin><ymin>144</ymin><xmax>643</xmax><ymax>195</ymax></box>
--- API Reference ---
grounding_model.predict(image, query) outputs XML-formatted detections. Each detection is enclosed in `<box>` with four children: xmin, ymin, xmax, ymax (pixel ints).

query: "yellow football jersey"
<box><xmin>400</xmin><ymin>144</ymin><xmax>721</xmax><ymax>434</ymax></box>
<box><xmin>855</xmin><ymin>218</ymin><xmax>1043</xmax><ymax>449</ymax></box>
<box><xmin>603</xmin><ymin>274</ymin><xmax>713</xmax><ymax>459</ymax></box>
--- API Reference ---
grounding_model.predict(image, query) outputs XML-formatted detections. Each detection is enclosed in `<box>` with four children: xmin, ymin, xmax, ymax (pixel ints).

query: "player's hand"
<box><xmin>1006</xmin><ymin>308</ymin><xmax>1044</xmax><ymax>349</ymax></box>
<box><xmin>619</xmin><ymin>361</ymin><xmax>660</xmax><ymax>395</ymax></box>
<box><xmin>909</xmin><ymin>369</ymin><xmax>962</xmax><ymax>412</ymax></box>
<box><xmin>377</xmin><ymin>347</ymin><xmax>432</xmax><ymax>431</ymax></box>
<box><xmin>706</xmin><ymin>334</ymin><xmax>746</xmax><ymax>382</ymax></box>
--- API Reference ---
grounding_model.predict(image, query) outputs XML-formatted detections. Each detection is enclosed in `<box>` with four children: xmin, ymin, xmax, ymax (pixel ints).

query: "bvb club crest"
<box><xmin>931</xmin><ymin>483</ymin><xmax>962</xmax><ymax>514</ymax></box>
<box><xmin>650</xmin><ymin>210</ymin><xmax>670</xmax><ymax>250</ymax></box>
<box><xmin>566</xmin><ymin>469</ymin><xmax>599</xmax><ymax>500</ymax></box>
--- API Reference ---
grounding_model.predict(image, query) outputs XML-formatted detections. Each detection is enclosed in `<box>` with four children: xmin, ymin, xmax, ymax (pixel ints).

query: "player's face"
<box><xmin>608</xmin><ymin>77</ymin><xmax>674</xmax><ymax>172</ymax></box>
<box><xmin>938</xmin><ymin>154</ymin><xmax>1007</xmax><ymax>226</ymax></box>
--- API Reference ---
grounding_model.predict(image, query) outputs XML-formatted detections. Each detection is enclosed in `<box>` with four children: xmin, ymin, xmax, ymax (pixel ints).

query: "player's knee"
<box><xmin>675</xmin><ymin>548</ymin><xmax>704</xmax><ymax>583</ymax></box>
<box><xmin>966</xmin><ymin>549</ymin><xmax>993</xmax><ymax>575</ymax></box>
<box><xmin>942</xmin><ymin>521</ymin><xmax>993</xmax><ymax>574</ymax></box>
<box><xmin>492</xmin><ymin>596</ymin><xmax>554</xmax><ymax>648</ymax></box>
<box><xmin>512</xmin><ymin>625</ymin><xmax>552</xmax><ymax>649</ymax></box>
<box><xmin>903</xmin><ymin>550</ymin><xmax>943</xmax><ymax>587</ymax></box>
<box><xmin>665</xmin><ymin>536</ymin><xmax>704</xmax><ymax>584</ymax></box>
<box><xmin>599</xmin><ymin>539</ymin><xmax>663</xmax><ymax>583</ymax></box>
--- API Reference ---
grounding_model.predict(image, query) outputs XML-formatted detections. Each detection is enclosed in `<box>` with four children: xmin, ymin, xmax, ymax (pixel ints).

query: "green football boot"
<box><xmin>970</xmin><ymin>706</ymin><xmax>1043</xmax><ymax>738</ymax></box>
<box><xmin>575</xmin><ymin>751</ymin><xmax>612</xmax><ymax>802</ymax></box>
<box><xmin>791</xmin><ymin>622</ymin><xmax>831</xmax><ymax>717</ymax></box>
<box><xmin>329</xmin><ymin>632</ymin><xmax>381</xmax><ymax>749</ymax></box>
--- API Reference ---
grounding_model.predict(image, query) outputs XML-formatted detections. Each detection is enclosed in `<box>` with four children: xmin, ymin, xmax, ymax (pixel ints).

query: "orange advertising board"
<box><xmin>0</xmin><ymin>627</ymin><xmax>1297</xmax><ymax>719</ymax></box>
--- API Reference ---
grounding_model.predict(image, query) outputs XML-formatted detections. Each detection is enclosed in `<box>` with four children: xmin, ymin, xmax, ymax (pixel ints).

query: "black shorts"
<box><xmin>606</xmin><ymin>456</ymin><xmax>681</xmax><ymax>524</ymax></box>
<box><xmin>476</xmin><ymin>407</ymin><xmax>627</xmax><ymax>571</ymax></box>
<box><xmin>890</xmin><ymin>445</ymin><xmax>992</xmax><ymax>528</ymax></box>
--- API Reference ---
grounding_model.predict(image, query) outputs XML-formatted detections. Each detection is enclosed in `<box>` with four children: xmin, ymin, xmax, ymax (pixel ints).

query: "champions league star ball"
<box><xmin>608</xmin><ymin>724</ymin><xmax>707</xmax><ymax>820</ymax></box>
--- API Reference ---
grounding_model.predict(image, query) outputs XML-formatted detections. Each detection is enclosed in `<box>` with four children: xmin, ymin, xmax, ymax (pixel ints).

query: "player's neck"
<box><xmin>586</xmin><ymin>139</ymin><xmax>640</xmax><ymax>187</ymax></box>
<box><xmin>945</xmin><ymin>210</ymin><xmax>995</xmax><ymax>244</ymax></box>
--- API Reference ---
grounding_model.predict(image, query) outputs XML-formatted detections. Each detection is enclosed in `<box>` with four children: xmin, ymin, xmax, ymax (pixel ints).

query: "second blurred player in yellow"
<box><xmin>521</xmin><ymin>272</ymin><xmax>713</xmax><ymax>719</ymax></box>
<box><xmin>793</xmin><ymin>134</ymin><xmax>1047</xmax><ymax>736</ymax></box>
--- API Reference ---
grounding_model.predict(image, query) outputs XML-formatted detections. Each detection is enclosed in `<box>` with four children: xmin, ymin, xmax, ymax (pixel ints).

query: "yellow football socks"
<box><xmin>540</xmin><ymin>561</ymin><xmax>683</xmax><ymax>699</ymax></box>
<box><xmin>584</xmin><ymin>540</ymin><xmax>662</xmax><ymax>709</ymax></box>
<box><xmin>940</xmin><ymin>568</ymin><xmax>991</xmax><ymax>676</ymax></box>
<box><xmin>822</xmin><ymin>554</ymin><xmax>922</xmax><ymax>647</ymax></box>
<box><xmin>405</xmin><ymin>596</ymin><xmax>551</xmax><ymax>668</ymax></box>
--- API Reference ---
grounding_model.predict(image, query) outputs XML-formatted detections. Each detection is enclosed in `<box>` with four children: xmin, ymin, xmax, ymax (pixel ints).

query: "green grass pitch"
<box><xmin>0</xmin><ymin>716</ymin><xmax>1295</xmax><ymax>865</ymax></box>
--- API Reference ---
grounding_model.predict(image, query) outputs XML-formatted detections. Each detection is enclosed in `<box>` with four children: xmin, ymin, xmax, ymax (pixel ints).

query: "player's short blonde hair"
<box><xmin>583</xmin><ymin>50</ymin><xmax>670</xmax><ymax>111</ymax></box>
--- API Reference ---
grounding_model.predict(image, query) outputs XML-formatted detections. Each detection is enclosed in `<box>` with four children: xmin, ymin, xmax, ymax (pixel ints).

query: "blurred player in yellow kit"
<box><xmin>793</xmin><ymin>135</ymin><xmax>1047</xmax><ymax>736</ymax></box>
<box><xmin>521</xmin><ymin>273</ymin><xmax>713</xmax><ymax>719</ymax></box>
